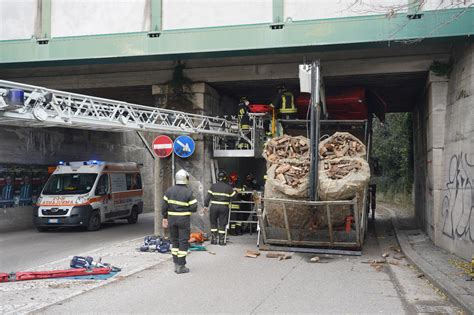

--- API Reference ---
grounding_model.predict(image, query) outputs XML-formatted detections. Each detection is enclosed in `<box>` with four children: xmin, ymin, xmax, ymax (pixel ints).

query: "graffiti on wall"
<box><xmin>441</xmin><ymin>152</ymin><xmax>474</xmax><ymax>242</ymax></box>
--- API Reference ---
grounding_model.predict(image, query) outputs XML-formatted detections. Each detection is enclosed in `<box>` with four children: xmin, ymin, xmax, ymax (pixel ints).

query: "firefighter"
<box><xmin>228</xmin><ymin>172</ymin><xmax>241</xmax><ymax>236</ymax></box>
<box><xmin>238</xmin><ymin>96</ymin><xmax>251</xmax><ymax>131</ymax></box>
<box><xmin>243</xmin><ymin>172</ymin><xmax>260</xmax><ymax>191</ymax></box>
<box><xmin>237</xmin><ymin>96</ymin><xmax>251</xmax><ymax>150</ymax></box>
<box><xmin>270</xmin><ymin>84</ymin><xmax>296</xmax><ymax>120</ymax></box>
<box><xmin>204</xmin><ymin>170</ymin><xmax>236</xmax><ymax>245</ymax></box>
<box><xmin>162</xmin><ymin>169</ymin><xmax>198</xmax><ymax>274</ymax></box>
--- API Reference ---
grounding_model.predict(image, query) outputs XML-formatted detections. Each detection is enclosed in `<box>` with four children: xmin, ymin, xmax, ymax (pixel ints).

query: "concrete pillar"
<box><xmin>425</xmin><ymin>73</ymin><xmax>448</xmax><ymax>241</ymax></box>
<box><xmin>152</xmin><ymin>82</ymin><xmax>221</xmax><ymax>233</ymax></box>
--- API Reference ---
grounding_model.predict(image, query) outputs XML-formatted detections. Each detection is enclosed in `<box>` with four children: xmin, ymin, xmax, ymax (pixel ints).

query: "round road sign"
<box><xmin>173</xmin><ymin>135</ymin><xmax>195</xmax><ymax>158</ymax></box>
<box><xmin>152</xmin><ymin>135</ymin><xmax>173</xmax><ymax>158</ymax></box>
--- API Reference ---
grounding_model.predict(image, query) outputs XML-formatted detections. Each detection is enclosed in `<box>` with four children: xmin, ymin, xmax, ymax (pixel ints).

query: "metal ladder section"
<box><xmin>0</xmin><ymin>80</ymin><xmax>240</xmax><ymax>137</ymax></box>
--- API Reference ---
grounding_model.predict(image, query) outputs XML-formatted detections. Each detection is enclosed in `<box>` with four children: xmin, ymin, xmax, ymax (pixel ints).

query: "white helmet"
<box><xmin>175</xmin><ymin>169</ymin><xmax>189</xmax><ymax>185</ymax></box>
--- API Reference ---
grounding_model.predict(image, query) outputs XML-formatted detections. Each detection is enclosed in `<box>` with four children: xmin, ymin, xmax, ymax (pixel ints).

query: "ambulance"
<box><xmin>33</xmin><ymin>160</ymin><xmax>144</xmax><ymax>231</ymax></box>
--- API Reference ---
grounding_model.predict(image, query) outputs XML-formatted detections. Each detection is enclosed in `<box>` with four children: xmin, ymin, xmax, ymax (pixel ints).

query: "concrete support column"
<box><xmin>152</xmin><ymin>82</ymin><xmax>220</xmax><ymax>234</ymax></box>
<box><xmin>425</xmin><ymin>73</ymin><xmax>448</xmax><ymax>240</ymax></box>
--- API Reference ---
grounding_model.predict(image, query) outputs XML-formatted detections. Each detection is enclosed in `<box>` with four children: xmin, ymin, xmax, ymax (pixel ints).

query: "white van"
<box><xmin>33</xmin><ymin>160</ymin><xmax>144</xmax><ymax>232</ymax></box>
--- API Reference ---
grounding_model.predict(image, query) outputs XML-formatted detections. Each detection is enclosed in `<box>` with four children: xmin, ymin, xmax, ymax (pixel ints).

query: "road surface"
<box><xmin>0</xmin><ymin>213</ymin><xmax>154</xmax><ymax>272</ymax></box>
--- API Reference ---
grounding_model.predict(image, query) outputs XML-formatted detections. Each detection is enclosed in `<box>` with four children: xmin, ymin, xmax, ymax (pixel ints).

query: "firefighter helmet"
<box><xmin>217</xmin><ymin>170</ymin><xmax>228</xmax><ymax>182</ymax></box>
<box><xmin>175</xmin><ymin>169</ymin><xmax>189</xmax><ymax>185</ymax></box>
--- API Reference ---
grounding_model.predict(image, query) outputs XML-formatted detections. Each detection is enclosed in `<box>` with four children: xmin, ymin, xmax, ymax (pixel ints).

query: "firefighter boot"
<box><xmin>211</xmin><ymin>232</ymin><xmax>218</xmax><ymax>245</ymax></box>
<box><xmin>175</xmin><ymin>265</ymin><xmax>190</xmax><ymax>274</ymax></box>
<box><xmin>174</xmin><ymin>263</ymin><xmax>179</xmax><ymax>273</ymax></box>
<box><xmin>219</xmin><ymin>234</ymin><xmax>226</xmax><ymax>246</ymax></box>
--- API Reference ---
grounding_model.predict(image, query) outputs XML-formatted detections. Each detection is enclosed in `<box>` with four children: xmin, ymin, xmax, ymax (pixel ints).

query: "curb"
<box><xmin>384</xmin><ymin>207</ymin><xmax>474</xmax><ymax>315</ymax></box>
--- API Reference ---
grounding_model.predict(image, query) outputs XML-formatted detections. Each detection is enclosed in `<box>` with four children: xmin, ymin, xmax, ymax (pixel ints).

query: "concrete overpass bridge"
<box><xmin>0</xmin><ymin>0</ymin><xmax>473</xmax><ymax>259</ymax></box>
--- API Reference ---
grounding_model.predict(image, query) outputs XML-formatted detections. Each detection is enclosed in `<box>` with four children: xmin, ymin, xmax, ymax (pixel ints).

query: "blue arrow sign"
<box><xmin>173</xmin><ymin>135</ymin><xmax>195</xmax><ymax>158</ymax></box>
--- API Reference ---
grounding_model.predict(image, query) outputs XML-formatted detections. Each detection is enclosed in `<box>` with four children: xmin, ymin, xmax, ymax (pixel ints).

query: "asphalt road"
<box><xmin>0</xmin><ymin>212</ymin><xmax>154</xmax><ymax>272</ymax></box>
<box><xmin>41</xmin><ymin>211</ymin><xmax>461</xmax><ymax>314</ymax></box>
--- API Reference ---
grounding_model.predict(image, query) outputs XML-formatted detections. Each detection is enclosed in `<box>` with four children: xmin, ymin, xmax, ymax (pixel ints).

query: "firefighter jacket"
<box><xmin>272</xmin><ymin>91</ymin><xmax>296</xmax><ymax>114</ymax></box>
<box><xmin>161</xmin><ymin>184</ymin><xmax>198</xmax><ymax>219</ymax></box>
<box><xmin>238</xmin><ymin>101</ymin><xmax>250</xmax><ymax>130</ymax></box>
<box><xmin>204</xmin><ymin>181</ymin><xmax>236</xmax><ymax>208</ymax></box>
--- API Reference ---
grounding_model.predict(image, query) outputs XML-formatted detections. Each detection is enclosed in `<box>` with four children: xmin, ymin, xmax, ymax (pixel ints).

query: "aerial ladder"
<box><xmin>0</xmin><ymin>80</ymin><xmax>269</xmax><ymax>157</ymax></box>
<box><xmin>0</xmin><ymin>80</ymin><xmax>243</xmax><ymax>138</ymax></box>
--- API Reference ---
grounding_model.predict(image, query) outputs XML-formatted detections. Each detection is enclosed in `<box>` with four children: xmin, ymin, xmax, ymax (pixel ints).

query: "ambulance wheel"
<box><xmin>87</xmin><ymin>211</ymin><xmax>101</xmax><ymax>231</ymax></box>
<box><xmin>127</xmin><ymin>206</ymin><xmax>139</xmax><ymax>224</ymax></box>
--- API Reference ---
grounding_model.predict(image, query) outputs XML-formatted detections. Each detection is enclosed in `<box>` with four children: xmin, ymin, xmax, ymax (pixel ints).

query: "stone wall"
<box><xmin>415</xmin><ymin>43</ymin><xmax>474</xmax><ymax>260</ymax></box>
<box><xmin>435</xmin><ymin>43</ymin><xmax>474</xmax><ymax>260</ymax></box>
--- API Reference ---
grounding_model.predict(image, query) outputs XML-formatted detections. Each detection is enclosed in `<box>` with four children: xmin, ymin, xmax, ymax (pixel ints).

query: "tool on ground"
<box><xmin>70</xmin><ymin>256</ymin><xmax>122</xmax><ymax>272</ymax></box>
<box><xmin>139</xmin><ymin>235</ymin><xmax>171</xmax><ymax>253</ymax></box>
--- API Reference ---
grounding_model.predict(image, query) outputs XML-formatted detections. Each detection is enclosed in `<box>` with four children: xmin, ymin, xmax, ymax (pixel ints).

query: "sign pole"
<box><xmin>171</xmin><ymin>151</ymin><xmax>175</xmax><ymax>185</ymax></box>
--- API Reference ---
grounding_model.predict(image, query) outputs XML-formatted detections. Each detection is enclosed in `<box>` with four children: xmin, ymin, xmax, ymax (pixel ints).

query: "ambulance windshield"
<box><xmin>42</xmin><ymin>173</ymin><xmax>98</xmax><ymax>195</ymax></box>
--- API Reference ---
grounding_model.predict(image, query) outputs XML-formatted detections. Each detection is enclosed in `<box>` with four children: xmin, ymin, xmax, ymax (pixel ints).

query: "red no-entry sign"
<box><xmin>152</xmin><ymin>135</ymin><xmax>173</xmax><ymax>158</ymax></box>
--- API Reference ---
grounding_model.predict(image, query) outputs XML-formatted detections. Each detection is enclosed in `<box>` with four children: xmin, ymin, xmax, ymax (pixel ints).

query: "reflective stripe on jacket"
<box><xmin>161</xmin><ymin>184</ymin><xmax>198</xmax><ymax>219</ymax></box>
<box><xmin>204</xmin><ymin>181</ymin><xmax>236</xmax><ymax>208</ymax></box>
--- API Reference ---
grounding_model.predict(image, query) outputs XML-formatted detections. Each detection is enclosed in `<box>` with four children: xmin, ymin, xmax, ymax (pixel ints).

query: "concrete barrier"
<box><xmin>0</xmin><ymin>206</ymin><xmax>34</xmax><ymax>232</ymax></box>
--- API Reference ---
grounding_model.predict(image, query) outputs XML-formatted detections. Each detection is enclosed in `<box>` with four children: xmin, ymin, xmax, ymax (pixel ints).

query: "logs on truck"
<box><xmin>263</xmin><ymin>132</ymin><xmax>370</xmax><ymax>234</ymax></box>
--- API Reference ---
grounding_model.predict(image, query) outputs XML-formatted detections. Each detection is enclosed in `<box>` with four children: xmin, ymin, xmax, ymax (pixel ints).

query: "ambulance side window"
<box><xmin>126</xmin><ymin>173</ymin><xmax>142</xmax><ymax>190</ymax></box>
<box><xmin>95</xmin><ymin>175</ymin><xmax>108</xmax><ymax>195</ymax></box>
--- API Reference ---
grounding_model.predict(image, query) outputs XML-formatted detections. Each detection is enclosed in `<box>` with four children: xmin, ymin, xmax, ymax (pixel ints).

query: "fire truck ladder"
<box><xmin>0</xmin><ymin>80</ymin><xmax>240</xmax><ymax>137</ymax></box>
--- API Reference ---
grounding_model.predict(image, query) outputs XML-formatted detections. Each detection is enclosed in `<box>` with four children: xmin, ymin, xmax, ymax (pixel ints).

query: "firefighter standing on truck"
<box><xmin>270</xmin><ymin>84</ymin><xmax>296</xmax><ymax>120</ymax></box>
<box><xmin>204</xmin><ymin>170</ymin><xmax>236</xmax><ymax>245</ymax></box>
<box><xmin>237</xmin><ymin>96</ymin><xmax>251</xmax><ymax>150</ymax></box>
<box><xmin>162</xmin><ymin>169</ymin><xmax>198</xmax><ymax>274</ymax></box>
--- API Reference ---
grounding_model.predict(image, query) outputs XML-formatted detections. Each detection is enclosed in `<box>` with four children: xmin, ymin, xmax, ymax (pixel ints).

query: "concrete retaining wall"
<box><xmin>415</xmin><ymin>43</ymin><xmax>474</xmax><ymax>260</ymax></box>
<box><xmin>435</xmin><ymin>43</ymin><xmax>474</xmax><ymax>260</ymax></box>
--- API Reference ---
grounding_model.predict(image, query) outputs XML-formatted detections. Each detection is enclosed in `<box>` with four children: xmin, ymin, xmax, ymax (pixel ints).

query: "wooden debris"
<box><xmin>310</xmin><ymin>256</ymin><xmax>320</xmax><ymax>263</ymax></box>
<box><xmin>319</xmin><ymin>134</ymin><xmax>365</xmax><ymax>160</ymax></box>
<box><xmin>245</xmin><ymin>250</ymin><xmax>261</xmax><ymax>258</ymax></box>
<box><xmin>264</xmin><ymin>135</ymin><xmax>311</xmax><ymax>188</ymax></box>
<box><xmin>322</xmin><ymin>158</ymin><xmax>363</xmax><ymax>180</ymax></box>
<box><xmin>266</xmin><ymin>252</ymin><xmax>292</xmax><ymax>260</ymax></box>
<box><xmin>207</xmin><ymin>251</ymin><xmax>216</xmax><ymax>255</ymax></box>
<box><xmin>393</xmin><ymin>255</ymin><xmax>405</xmax><ymax>260</ymax></box>
<box><xmin>388</xmin><ymin>260</ymin><xmax>400</xmax><ymax>266</ymax></box>
<box><xmin>279</xmin><ymin>254</ymin><xmax>292</xmax><ymax>261</ymax></box>
<box><xmin>382</xmin><ymin>252</ymin><xmax>390</xmax><ymax>258</ymax></box>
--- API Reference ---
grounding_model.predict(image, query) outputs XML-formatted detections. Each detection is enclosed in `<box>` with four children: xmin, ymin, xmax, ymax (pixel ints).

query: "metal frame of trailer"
<box><xmin>257</xmin><ymin>119</ymin><xmax>372</xmax><ymax>255</ymax></box>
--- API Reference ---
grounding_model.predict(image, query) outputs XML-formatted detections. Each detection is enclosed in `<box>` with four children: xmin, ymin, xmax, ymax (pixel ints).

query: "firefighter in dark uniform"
<box><xmin>204</xmin><ymin>170</ymin><xmax>236</xmax><ymax>245</ymax></box>
<box><xmin>270</xmin><ymin>84</ymin><xmax>296</xmax><ymax>120</ymax></box>
<box><xmin>237</xmin><ymin>96</ymin><xmax>251</xmax><ymax>150</ymax></box>
<box><xmin>162</xmin><ymin>169</ymin><xmax>198</xmax><ymax>274</ymax></box>
<box><xmin>228</xmin><ymin>172</ymin><xmax>241</xmax><ymax>236</ymax></box>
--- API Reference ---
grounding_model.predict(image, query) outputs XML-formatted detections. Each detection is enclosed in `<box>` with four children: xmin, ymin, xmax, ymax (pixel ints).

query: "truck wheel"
<box><xmin>127</xmin><ymin>206</ymin><xmax>139</xmax><ymax>224</ymax></box>
<box><xmin>87</xmin><ymin>211</ymin><xmax>101</xmax><ymax>231</ymax></box>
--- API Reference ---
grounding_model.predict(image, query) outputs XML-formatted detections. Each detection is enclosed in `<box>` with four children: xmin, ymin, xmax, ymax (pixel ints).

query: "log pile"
<box><xmin>322</xmin><ymin>158</ymin><xmax>364</xmax><ymax>180</ymax></box>
<box><xmin>264</xmin><ymin>135</ymin><xmax>310</xmax><ymax>163</ymax></box>
<box><xmin>319</xmin><ymin>133</ymin><xmax>365</xmax><ymax>160</ymax></box>
<box><xmin>264</xmin><ymin>135</ymin><xmax>310</xmax><ymax>188</ymax></box>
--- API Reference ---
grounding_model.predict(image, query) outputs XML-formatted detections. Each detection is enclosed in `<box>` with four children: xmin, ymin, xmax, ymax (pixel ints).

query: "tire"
<box><xmin>87</xmin><ymin>210</ymin><xmax>101</xmax><ymax>231</ymax></box>
<box><xmin>127</xmin><ymin>206</ymin><xmax>139</xmax><ymax>224</ymax></box>
<box><xmin>36</xmin><ymin>226</ymin><xmax>48</xmax><ymax>232</ymax></box>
